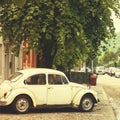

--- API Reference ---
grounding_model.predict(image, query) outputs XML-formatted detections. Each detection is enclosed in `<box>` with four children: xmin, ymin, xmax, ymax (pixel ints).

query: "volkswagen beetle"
<box><xmin>0</xmin><ymin>68</ymin><xmax>99</xmax><ymax>114</ymax></box>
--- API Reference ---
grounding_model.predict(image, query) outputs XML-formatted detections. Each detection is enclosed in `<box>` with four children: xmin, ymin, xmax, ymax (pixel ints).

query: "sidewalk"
<box><xmin>91</xmin><ymin>84</ymin><xmax>117</xmax><ymax>120</ymax></box>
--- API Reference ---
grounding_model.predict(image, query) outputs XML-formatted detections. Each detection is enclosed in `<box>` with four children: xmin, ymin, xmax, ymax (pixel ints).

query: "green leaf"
<box><xmin>13</xmin><ymin>0</ymin><xmax>26</xmax><ymax>8</ymax></box>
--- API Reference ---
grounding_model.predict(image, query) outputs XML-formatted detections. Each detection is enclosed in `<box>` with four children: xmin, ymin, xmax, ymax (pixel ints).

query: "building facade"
<box><xmin>0</xmin><ymin>36</ymin><xmax>4</xmax><ymax>82</ymax></box>
<box><xmin>0</xmin><ymin>38</ymin><xmax>36</xmax><ymax>83</ymax></box>
<box><xmin>22</xmin><ymin>41</ymin><xmax>36</xmax><ymax>69</ymax></box>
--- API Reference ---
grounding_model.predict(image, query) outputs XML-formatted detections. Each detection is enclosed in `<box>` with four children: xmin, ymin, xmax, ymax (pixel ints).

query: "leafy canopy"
<box><xmin>0</xmin><ymin>0</ymin><xmax>120</xmax><ymax>69</ymax></box>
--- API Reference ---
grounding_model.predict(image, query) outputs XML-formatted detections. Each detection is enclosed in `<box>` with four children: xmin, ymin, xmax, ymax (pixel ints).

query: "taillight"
<box><xmin>4</xmin><ymin>92</ymin><xmax>7</xmax><ymax>98</ymax></box>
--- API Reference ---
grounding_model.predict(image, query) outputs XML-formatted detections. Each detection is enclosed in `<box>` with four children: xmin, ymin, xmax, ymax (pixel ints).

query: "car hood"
<box><xmin>0</xmin><ymin>80</ymin><xmax>12</xmax><ymax>98</ymax></box>
<box><xmin>69</xmin><ymin>82</ymin><xmax>88</xmax><ymax>89</ymax></box>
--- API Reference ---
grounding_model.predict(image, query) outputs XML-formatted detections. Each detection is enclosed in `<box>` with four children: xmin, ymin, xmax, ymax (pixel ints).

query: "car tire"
<box><xmin>12</xmin><ymin>95</ymin><xmax>32</xmax><ymax>114</ymax></box>
<box><xmin>79</xmin><ymin>94</ymin><xmax>94</xmax><ymax>112</ymax></box>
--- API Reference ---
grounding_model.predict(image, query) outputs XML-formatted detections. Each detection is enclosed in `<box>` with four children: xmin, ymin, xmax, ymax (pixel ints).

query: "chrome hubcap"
<box><xmin>16</xmin><ymin>98</ymin><xmax>29</xmax><ymax>112</ymax></box>
<box><xmin>82</xmin><ymin>98</ymin><xmax>93</xmax><ymax>110</ymax></box>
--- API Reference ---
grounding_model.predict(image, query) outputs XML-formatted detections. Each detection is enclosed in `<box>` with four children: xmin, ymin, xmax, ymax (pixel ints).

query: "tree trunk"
<box><xmin>36</xmin><ymin>42</ymin><xmax>56</xmax><ymax>68</ymax></box>
<box><xmin>36</xmin><ymin>54</ymin><xmax>54</xmax><ymax>68</ymax></box>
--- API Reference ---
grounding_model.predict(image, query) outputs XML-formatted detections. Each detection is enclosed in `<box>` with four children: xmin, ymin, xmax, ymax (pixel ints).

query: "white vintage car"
<box><xmin>0</xmin><ymin>68</ymin><xmax>99</xmax><ymax>114</ymax></box>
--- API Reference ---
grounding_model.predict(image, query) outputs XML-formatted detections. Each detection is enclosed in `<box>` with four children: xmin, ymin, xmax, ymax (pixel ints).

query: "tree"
<box><xmin>116</xmin><ymin>47</ymin><xmax>120</xmax><ymax>66</ymax></box>
<box><xmin>101</xmin><ymin>50</ymin><xmax>118</xmax><ymax>66</ymax></box>
<box><xmin>0</xmin><ymin>0</ymin><xmax>120</xmax><ymax>70</ymax></box>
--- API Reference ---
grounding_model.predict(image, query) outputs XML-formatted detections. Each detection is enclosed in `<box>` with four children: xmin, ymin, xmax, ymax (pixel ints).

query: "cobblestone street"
<box><xmin>0</xmin><ymin>105</ymin><xmax>116</xmax><ymax>120</ymax></box>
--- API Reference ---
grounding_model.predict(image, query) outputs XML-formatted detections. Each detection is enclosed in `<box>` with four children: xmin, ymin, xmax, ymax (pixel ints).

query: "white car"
<box><xmin>95</xmin><ymin>66</ymin><xmax>105</xmax><ymax>75</ymax></box>
<box><xmin>115</xmin><ymin>68</ymin><xmax>120</xmax><ymax>78</ymax></box>
<box><xmin>0</xmin><ymin>68</ymin><xmax>99</xmax><ymax>114</ymax></box>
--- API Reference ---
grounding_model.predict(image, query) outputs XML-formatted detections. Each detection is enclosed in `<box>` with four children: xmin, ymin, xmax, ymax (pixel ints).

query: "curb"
<box><xmin>91</xmin><ymin>84</ymin><xmax>117</xmax><ymax>120</ymax></box>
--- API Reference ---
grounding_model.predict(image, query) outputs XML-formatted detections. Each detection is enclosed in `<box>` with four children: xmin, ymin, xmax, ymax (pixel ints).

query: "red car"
<box><xmin>108</xmin><ymin>67</ymin><xmax>116</xmax><ymax>76</ymax></box>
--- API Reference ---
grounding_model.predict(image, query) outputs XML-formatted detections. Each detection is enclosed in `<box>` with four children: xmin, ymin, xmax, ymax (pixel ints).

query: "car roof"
<box><xmin>18</xmin><ymin>68</ymin><xmax>65</xmax><ymax>76</ymax></box>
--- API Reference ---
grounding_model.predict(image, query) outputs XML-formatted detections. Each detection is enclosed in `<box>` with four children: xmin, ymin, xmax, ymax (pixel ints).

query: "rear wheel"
<box><xmin>79</xmin><ymin>95</ymin><xmax>94</xmax><ymax>112</ymax></box>
<box><xmin>12</xmin><ymin>95</ymin><xmax>32</xmax><ymax>114</ymax></box>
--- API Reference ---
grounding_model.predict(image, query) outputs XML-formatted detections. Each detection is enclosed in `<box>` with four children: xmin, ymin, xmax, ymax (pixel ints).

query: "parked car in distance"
<box><xmin>108</xmin><ymin>67</ymin><xmax>116</xmax><ymax>76</ymax></box>
<box><xmin>115</xmin><ymin>68</ymin><xmax>120</xmax><ymax>78</ymax></box>
<box><xmin>0</xmin><ymin>68</ymin><xmax>99</xmax><ymax>114</ymax></box>
<box><xmin>95</xmin><ymin>66</ymin><xmax>105</xmax><ymax>75</ymax></box>
<box><xmin>79</xmin><ymin>67</ymin><xmax>92</xmax><ymax>72</ymax></box>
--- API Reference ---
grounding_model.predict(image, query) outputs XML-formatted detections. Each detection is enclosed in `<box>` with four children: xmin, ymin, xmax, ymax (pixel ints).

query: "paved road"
<box><xmin>97</xmin><ymin>74</ymin><xmax>120</xmax><ymax>87</ymax></box>
<box><xmin>97</xmin><ymin>74</ymin><xmax>120</xmax><ymax>120</ymax></box>
<box><xmin>0</xmin><ymin>75</ymin><xmax>117</xmax><ymax>120</ymax></box>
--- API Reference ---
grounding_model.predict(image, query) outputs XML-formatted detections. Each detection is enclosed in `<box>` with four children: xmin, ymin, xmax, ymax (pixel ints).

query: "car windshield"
<box><xmin>7</xmin><ymin>72</ymin><xmax>23</xmax><ymax>81</ymax></box>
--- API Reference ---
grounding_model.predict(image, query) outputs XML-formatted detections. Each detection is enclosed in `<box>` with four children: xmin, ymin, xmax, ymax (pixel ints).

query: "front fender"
<box><xmin>4</xmin><ymin>88</ymin><xmax>36</xmax><ymax>107</ymax></box>
<box><xmin>72</xmin><ymin>89</ymin><xmax>97</xmax><ymax>107</ymax></box>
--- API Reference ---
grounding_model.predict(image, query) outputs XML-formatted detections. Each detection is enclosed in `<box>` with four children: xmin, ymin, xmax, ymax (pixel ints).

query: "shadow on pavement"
<box><xmin>0</xmin><ymin>106</ymin><xmax>82</xmax><ymax>114</ymax></box>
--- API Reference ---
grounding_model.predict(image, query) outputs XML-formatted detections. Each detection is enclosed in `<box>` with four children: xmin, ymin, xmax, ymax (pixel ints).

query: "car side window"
<box><xmin>48</xmin><ymin>74</ymin><xmax>68</xmax><ymax>85</ymax></box>
<box><xmin>37</xmin><ymin>74</ymin><xmax>46</xmax><ymax>85</ymax></box>
<box><xmin>26</xmin><ymin>74</ymin><xmax>46</xmax><ymax>85</ymax></box>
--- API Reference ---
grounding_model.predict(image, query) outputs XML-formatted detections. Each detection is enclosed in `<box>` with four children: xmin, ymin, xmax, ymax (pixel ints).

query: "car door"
<box><xmin>47</xmin><ymin>74</ymin><xmax>71</xmax><ymax>105</ymax></box>
<box><xmin>25</xmin><ymin>74</ymin><xmax>47</xmax><ymax>105</ymax></box>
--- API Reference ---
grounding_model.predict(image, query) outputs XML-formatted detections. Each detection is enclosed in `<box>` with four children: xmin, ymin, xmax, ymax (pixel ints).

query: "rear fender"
<box><xmin>2</xmin><ymin>88</ymin><xmax>36</xmax><ymax>107</ymax></box>
<box><xmin>0</xmin><ymin>81</ymin><xmax>12</xmax><ymax>98</ymax></box>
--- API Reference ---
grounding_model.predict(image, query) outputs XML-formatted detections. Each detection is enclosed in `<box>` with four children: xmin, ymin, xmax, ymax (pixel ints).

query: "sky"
<box><xmin>112</xmin><ymin>12</ymin><xmax>120</xmax><ymax>32</ymax></box>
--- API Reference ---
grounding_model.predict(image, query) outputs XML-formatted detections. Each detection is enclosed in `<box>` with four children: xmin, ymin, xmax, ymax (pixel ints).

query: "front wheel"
<box><xmin>12</xmin><ymin>95</ymin><xmax>32</xmax><ymax>114</ymax></box>
<box><xmin>79</xmin><ymin>95</ymin><xmax>94</xmax><ymax>112</ymax></box>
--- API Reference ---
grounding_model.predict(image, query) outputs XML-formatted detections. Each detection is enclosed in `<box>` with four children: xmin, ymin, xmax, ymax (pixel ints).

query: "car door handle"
<box><xmin>48</xmin><ymin>87</ymin><xmax>53</xmax><ymax>89</ymax></box>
